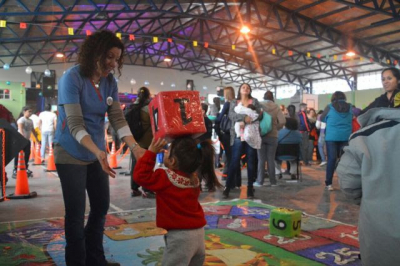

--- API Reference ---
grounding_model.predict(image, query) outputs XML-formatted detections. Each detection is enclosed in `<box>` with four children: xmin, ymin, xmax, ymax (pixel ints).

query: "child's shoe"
<box><xmin>131</xmin><ymin>189</ymin><xmax>142</xmax><ymax>197</ymax></box>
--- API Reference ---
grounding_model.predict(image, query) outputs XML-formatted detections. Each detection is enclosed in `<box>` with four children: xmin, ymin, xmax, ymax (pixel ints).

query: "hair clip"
<box><xmin>197</xmin><ymin>143</ymin><xmax>201</xmax><ymax>149</ymax></box>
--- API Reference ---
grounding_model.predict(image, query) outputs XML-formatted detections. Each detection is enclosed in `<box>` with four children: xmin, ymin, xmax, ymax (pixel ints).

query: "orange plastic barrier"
<box><xmin>8</xmin><ymin>151</ymin><xmax>37</xmax><ymax>199</ymax></box>
<box><xmin>45</xmin><ymin>144</ymin><xmax>56</xmax><ymax>172</ymax></box>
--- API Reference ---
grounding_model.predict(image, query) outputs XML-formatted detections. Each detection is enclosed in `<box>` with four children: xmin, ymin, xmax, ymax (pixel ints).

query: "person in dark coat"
<box><xmin>360</xmin><ymin>67</ymin><xmax>400</xmax><ymax>115</ymax></box>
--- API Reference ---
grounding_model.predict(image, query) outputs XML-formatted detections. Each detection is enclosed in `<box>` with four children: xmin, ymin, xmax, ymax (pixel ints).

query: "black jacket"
<box><xmin>361</xmin><ymin>89</ymin><xmax>400</xmax><ymax>115</ymax></box>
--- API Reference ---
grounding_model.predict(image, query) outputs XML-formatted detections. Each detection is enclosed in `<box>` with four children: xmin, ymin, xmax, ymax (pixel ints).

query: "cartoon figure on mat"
<box><xmin>134</xmin><ymin>137</ymin><xmax>222</xmax><ymax>266</ymax></box>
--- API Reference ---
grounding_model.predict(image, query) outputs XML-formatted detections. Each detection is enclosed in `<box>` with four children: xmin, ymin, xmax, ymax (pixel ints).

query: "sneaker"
<box><xmin>27</xmin><ymin>169</ymin><xmax>33</xmax><ymax>176</ymax></box>
<box><xmin>326</xmin><ymin>185</ymin><xmax>334</xmax><ymax>191</ymax></box>
<box><xmin>143</xmin><ymin>191</ymin><xmax>156</xmax><ymax>198</ymax></box>
<box><xmin>319</xmin><ymin>161</ymin><xmax>327</xmax><ymax>166</ymax></box>
<box><xmin>278</xmin><ymin>174</ymin><xmax>283</xmax><ymax>179</ymax></box>
<box><xmin>253</xmin><ymin>182</ymin><xmax>262</xmax><ymax>187</ymax></box>
<box><xmin>290</xmin><ymin>174</ymin><xmax>297</xmax><ymax>180</ymax></box>
<box><xmin>270</xmin><ymin>183</ymin><xmax>279</xmax><ymax>187</ymax></box>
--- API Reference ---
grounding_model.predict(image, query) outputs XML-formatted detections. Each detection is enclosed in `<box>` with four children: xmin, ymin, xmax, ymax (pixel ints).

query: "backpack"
<box><xmin>259</xmin><ymin>111</ymin><xmax>272</xmax><ymax>136</ymax></box>
<box><xmin>219</xmin><ymin>114</ymin><xmax>232</xmax><ymax>134</ymax></box>
<box><xmin>125</xmin><ymin>105</ymin><xmax>145</xmax><ymax>140</ymax></box>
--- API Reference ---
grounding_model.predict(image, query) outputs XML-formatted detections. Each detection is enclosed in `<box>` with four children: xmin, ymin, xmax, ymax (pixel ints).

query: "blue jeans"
<box><xmin>325</xmin><ymin>141</ymin><xmax>348</xmax><ymax>186</ymax></box>
<box><xmin>318</xmin><ymin>133</ymin><xmax>326</xmax><ymax>162</ymax></box>
<box><xmin>226</xmin><ymin>138</ymin><xmax>257</xmax><ymax>189</ymax></box>
<box><xmin>41</xmin><ymin>131</ymin><xmax>54</xmax><ymax>159</ymax></box>
<box><xmin>56</xmin><ymin>162</ymin><xmax>110</xmax><ymax>266</ymax></box>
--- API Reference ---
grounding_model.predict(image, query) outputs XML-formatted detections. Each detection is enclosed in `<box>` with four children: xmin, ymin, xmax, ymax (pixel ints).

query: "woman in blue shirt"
<box><xmin>320</xmin><ymin>91</ymin><xmax>352</xmax><ymax>191</ymax></box>
<box><xmin>54</xmin><ymin>30</ymin><xmax>144</xmax><ymax>266</ymax></box>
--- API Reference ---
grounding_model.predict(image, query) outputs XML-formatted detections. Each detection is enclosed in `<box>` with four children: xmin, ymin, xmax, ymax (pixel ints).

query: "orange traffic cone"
<box><xmin>45</xmin><ymin>143</ymin><xmax>56</xmax><ymax>172</ymax></box>
<box><xmin>8</xmin><ymin>151</ymin><xmax>37</xmax><ymax>199</ymax></box>
<box><xmin>108</xmin><ymin>142</ymin><xmax>121</xmax><ymax>169</ymax></box>
<box><xmin>33</xmin><ymin>142</ymin><xmax>42</xmax><ymax>165</ymax></box>
<box><xmin>29</xmin><ymin>141</ymin><xmax>35</xmax><ymax>161</ymax></box>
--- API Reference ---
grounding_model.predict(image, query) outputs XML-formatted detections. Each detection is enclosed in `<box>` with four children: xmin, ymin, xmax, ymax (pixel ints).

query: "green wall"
<box><xmin>275</xmin><ymin>98</ymin><xmax>291</xmax><ymax>108</ymax></box>
<box><xmin>318</xmin><ymin>88</ymin><xmax>383</xmax><ymax>110</ymax></box>
<box><xmin>278</xmin><ymin>88</ymin><xmax>384</xmax><ymax>111</ymax></box>
<box><xmin>0</xmin><ymin>81</ymin><xmax>26</xmax><ymax>118</ymax></box>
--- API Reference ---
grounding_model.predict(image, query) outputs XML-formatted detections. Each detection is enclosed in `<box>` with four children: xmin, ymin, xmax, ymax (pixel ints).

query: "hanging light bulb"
<box><xmin>44</xmin><ymin>69</ymin><xmax>51</xmax><ymax>77</ymax></box>
<box><xmin>171</xmin><ymin>83</ymin><xmax>176</xmax><ymax>87</ymax></box>
<box><xmin>160</xmin><ymin>81</ymin><xmax>164</xmax><ymax>86</ymax></box>
<box><xmin>55</xmin><ymin>52</ymin><xmax>65</xmax><ymax>58</ymax></box>
<box><xmin>240</xmin><ymin>25</ymin><xmax>251</xmax><ymax>34</ymax></box>
<box><xmin>346</xmin><ymin>51</ymin><xmax>356</xmax><ymax>57</ymax></box>
<box><xmin>130</xmin><ymin>78</ymin><xmax>136</xmax><ymax>85</ymax></box>
<box><xmin>3</xmin><ymin>63</ymin><xmax>10</xmax><ymax>70</ymax></box>
<box><xmin>144</xmin><ymin>81</ymin><xmax>149</xmax><ymax>85</ymax></box>
<box><xmin>25</xmin><ymin>66</ymin><xmax>32</xmax><ymax>74</ymax></box>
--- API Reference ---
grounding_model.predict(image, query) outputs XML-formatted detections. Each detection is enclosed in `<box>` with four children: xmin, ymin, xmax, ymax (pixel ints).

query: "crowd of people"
<box><xmin>204</xmin><ymin>85</ymin><xmax>364</xmax><ymax>196</ymax></box>
<box><xmin>4</xmin><ymin>27</ymin><xmax>400</xmax><ymax>265</ymax></box>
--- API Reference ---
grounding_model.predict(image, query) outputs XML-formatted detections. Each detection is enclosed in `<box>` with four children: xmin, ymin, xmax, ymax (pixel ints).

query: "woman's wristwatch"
<box><xmin>130</xmin><ymin>142</ymin><xmax>140</xmax><ymax>152</ymax></box>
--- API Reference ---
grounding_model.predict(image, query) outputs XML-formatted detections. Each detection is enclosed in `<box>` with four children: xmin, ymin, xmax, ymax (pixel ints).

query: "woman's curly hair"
<box><xmin>78</xmin><ymin>30</ymin><xmax>124</xmax><ymax>79</ymax></box>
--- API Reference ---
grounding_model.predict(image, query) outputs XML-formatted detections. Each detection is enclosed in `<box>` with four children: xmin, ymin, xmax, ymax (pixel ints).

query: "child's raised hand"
<box><xmin>149</xmin><ymin>138</ymin><xmax>168</xmax><ymax>154</ymax></box>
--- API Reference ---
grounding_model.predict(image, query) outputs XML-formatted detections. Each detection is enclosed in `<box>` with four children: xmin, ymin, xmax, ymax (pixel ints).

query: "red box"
<box><xmin>149</xmin><ymin>91</ymin><xmax>206</xmax><ymax>140</ymax></box>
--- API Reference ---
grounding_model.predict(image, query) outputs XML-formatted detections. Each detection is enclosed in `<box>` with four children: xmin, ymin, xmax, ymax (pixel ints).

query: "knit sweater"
<box><xmin>133</xmin><ymin>150</ymin><xmax>206</xmax><ymax>231</ymax></box>
<box><xmin>259</xmin><ymin>100</ymin><xmax>286</xmax><ymax>138</ymax></box>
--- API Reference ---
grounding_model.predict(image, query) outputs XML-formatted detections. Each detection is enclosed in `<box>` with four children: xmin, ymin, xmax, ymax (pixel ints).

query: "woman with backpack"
<box><xmin>127</xmin><ymin>87</ymin><xmax>154</xmax><ymax>197</ymax></box>
<box><xmin>255</xmin><ymin>91</ymin><xmax>286</xmax><ymax>187</ymax></box>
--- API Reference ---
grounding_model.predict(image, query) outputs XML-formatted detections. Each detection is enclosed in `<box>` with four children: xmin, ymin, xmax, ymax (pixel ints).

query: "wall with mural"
<box><xmin>0</xmin><ymin>81</ymin><xmax>26</xmax><ymax>118</ymax></box>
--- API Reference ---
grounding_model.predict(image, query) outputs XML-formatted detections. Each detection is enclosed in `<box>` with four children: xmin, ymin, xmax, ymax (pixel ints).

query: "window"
<box><xmin>207</xmin><ymin>94</ymin><xmax>219</xmax><ymax>104</ymax></box>
<box><xmin>276</xmin><ymin>85</ymin><xmax>297</xmax><ymax>99</ymax></box>
<box><xmin>0</xmin><ymin>89</ymin><xmax>11</xmax><ymax>99</ymax></box>
<box><xmin>357</xmin><ymin>71</ymin><xmax>382</xmax><ymax>90</ymax></box>
<box><xmin>251</xmin><ymin>89</ymin><xmax>265</xmax><ymax>102</ymax></box>
<box><xmin>313</xmin><ymin>79</ymin><xmax>351</xmax><ymax>95</ymax></box>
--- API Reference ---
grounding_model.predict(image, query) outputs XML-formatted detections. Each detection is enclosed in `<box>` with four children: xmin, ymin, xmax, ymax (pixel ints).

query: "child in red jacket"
<box><xmin>134</xmin><ymin>137</ymin><xmax>221</xmax><ymax>266</ymax></box>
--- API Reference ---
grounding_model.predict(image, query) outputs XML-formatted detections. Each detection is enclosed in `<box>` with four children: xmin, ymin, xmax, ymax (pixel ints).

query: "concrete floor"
<box><xmin>0</xmin><ymin>157</ymin><xmax>360</xmax><ymax>226</ymax></box>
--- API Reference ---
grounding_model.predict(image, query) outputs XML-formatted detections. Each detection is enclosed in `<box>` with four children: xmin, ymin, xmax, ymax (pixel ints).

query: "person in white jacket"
<box><xmin>337</xmin><ymin>99</ymin><xmax>400</xmax><ymax>265</ymax></box>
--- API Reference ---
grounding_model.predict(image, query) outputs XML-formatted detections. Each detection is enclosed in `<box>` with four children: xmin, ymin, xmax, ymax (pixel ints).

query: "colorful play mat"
<box><xmin>0</xmin><ymin>199</ymin><xmax>360</xmax><ymax>265</ymax></box>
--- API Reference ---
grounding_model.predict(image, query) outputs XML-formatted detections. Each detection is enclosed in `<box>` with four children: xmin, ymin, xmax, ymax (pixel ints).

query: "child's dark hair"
<box><xmin>201</xmin><ymin>103</ymin><xmax>209</xmax><ymax>113</ymax></box>
<box><xmin>18</xmin><ymin>106</ymin><xmax>31</xmax><ymax>119</ymax></box>
<box><xmin>137</xmin><ymin>87</ymin><xmax>150</xmax><ymax>107</ymax></box>
<box><xmin>169</xmin><ymin>137</ymin><xmax>222</xmax><ymax>190</ymax></box>
<box><xmin>247</xmin><ymin>104</ymin><xmax>256</xmax><ymax>111</ymax></box>
<box><xmin>285</xmin><ymin>118</ymin><xmax>299</xmax><ymax>130</ymax></box>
